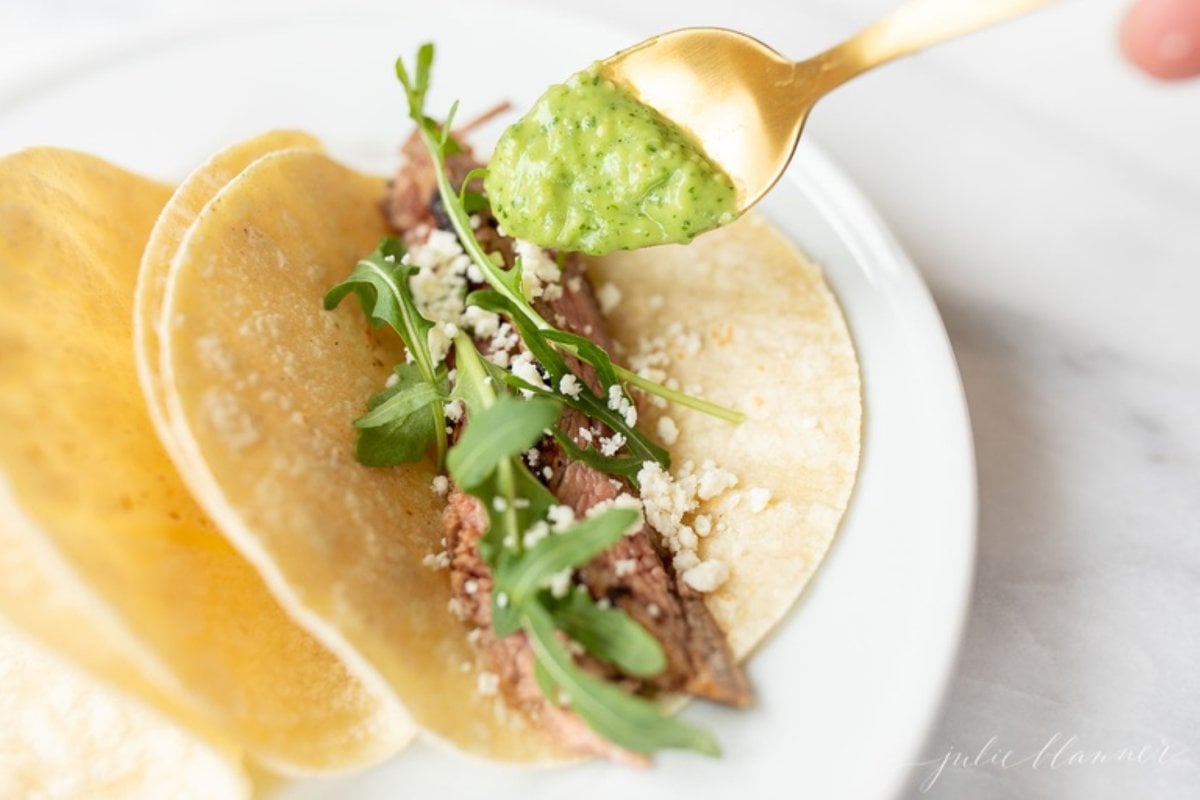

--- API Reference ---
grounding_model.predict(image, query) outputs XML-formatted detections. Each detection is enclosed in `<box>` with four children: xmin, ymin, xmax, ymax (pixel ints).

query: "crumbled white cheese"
<box><xmin>696</xmin><ymin>460</ymin><xmax>739</xmax><ymax>500</ymax></box>
<box><xmin>427</xmin><ymin>325</ymin><xmax>452</xmax><ymax>365</ymax></box>
<box><xmin>547</xmin><ymin>504</ymin><xmax>577</xmax><ymax>532</ymax></box>
<box><xmin>494</xmin><ymin>592</ymin><xmax>509</xmax><ymax>609</ymax></box>
<box><xmin>384</xmin><ymin>371</ymin><xmax>400</xmax><ymax>389</ymax></box>
<box><xmin>461</xmin><ymin>305</ymin><xmax>500</xmax><ymax>339</ymax></box>
<box><xmin>578</xmin><ymin>427</ymin><xmax>593</xmax><ymax>444</ymax></box>
<box><xmin>614</xmin><ymin>558</ymin><xmax>637</xmax><ymax>577</ymax></box>
<box><xmin>636</xmin><ymin>459</ymin><xmax>741</xmax><ymax>592</ymax></box>
<box><xmin>599</xmin><ymin>432</ymin><xmax>626</xmax><ymax>457</ymax></box>
<box><xmin>606</xmin><ymin>384</ymin><xmax>637</xmax><ymax>427</ymax></box>
<box><xmin>431</xmin><ymin>475</ymin><xmax>450</xmax><ymax>496</ymax></box>
<box><xmin>672</xmin><ymin>550</ymin><xmax>700</xmax><ymax>571</ymax></box>
<box><xmin>656</xmin><ymin>416</ymin><xmax>679</xmax><ymax>446</ymax></box>
<box><xmin>443</xmin><ymin>399</ymin><xmax>464</xmax><ymax>423</ymax></box>
<box><xmin>464</xmin><ymin>579</ymin><xmax>479</xmax><ymax>595</ymax></box>
<box><xmin>559</xmin><ymin>373</ymin><xmax>582</xmax><ymax>399</ymax></box>
<box><xmin>596</xmin><ymin>282</ymin><xmax>622</xmax><ymax>314</ymax></box>
<box><xmin>747</xmin><ymin>487</ymin><xmax>773</xmax><ymax>513</ymax></box>
<box><xmin>513</xmin><ymin>238</ymin><xmax>562</xmax><ymax>301</ymax></box>
<box><xmin>509</xmin><ymin>351</ymin><xmax>548</xmax><ymax>397</ymax></box>
<box><xmin>682</xmin><ymin>559</ymin><xmax>730</xmax><ymax>593</ymax></box>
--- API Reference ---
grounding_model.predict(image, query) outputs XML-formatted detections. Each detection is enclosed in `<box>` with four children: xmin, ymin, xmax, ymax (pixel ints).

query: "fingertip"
<box><xmin>1121</xmin><ymin>0</ymin><xmax>1200</xmax><ymax>80</ymax></box>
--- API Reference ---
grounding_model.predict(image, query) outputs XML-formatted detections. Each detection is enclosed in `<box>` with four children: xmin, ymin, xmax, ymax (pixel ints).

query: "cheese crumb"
<box><xmin>682</xmin><ymin>559</ymin><xmax>730</xmax><ymax>593</ymax></box>
<box><xmin>747</xmin><ymin>487</ymin><xmax>773</xmax><ymax>513</ymax></box>
<box><xmin>614</xmin><ymin>558</ymin><xmax>637</xmax><ymax>577</ymax></box>
<box><xmin>510</xmin><ymin>351</ymin><xmax>548</xmax><ymax>397</ymax></box>
<box><xmin>656</xmin><ymin>416</ymin><xmax>679</xmax><ymax>445</ymax></box>
<box><xmin>513</xmin><ymin>239</ymin><xmax>562</xmax><ymax>301</ymax></box>
<box><xmin>431</xmin><ymin>475</ymin><xmax>450</xmax><ymax>496</ymax></box>
<box><xmin>559</xmin><ymin>373</ymin><xmax>582</xmax><ymax>399</ymax></box>
<box><xmin>596</xmin><ymin>282</ymin><xmax>622</xmax><ymax>314</ymax></box>
<box><xmin>599</xmin><ymin>432</ymin><xmax>626</xmax><ymax>457</ymax></box>
<box><xmin>443</xmin><ymin>399</ymin><xmax>464</xmax><ymax>423</ymax></box>
<box><xmin>547</xmin><ymin>504</ymin><xmax>577</xmax><ymax>532</ymax></box>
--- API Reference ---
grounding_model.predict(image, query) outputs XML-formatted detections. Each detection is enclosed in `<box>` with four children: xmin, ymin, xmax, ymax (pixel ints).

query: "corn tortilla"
<box><xmin>0</xmin><ymin>147</ymin><xmax>410</xmax><ymax>776</ymax></box>
<box><xmin>158</xmin><ymin>147</ymin><xmax>861</xmax><ymax>762</ymax></box>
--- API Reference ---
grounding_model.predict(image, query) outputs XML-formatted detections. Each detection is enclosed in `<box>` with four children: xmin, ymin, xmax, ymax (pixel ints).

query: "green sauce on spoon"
<box><xmin>485</xmin><ymin>66</ymin><xmax>739</xmax><ymax>256</ymax></box>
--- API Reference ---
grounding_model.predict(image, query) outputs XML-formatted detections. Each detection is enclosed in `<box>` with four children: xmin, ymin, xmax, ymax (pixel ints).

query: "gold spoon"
<box><xmin>598</xmin><ymin>0</ymin><xmax>1056</xmax><ymax>211</ymax></box>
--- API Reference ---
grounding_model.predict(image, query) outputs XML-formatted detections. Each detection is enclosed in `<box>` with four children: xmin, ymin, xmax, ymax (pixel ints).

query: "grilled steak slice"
<box><xmin>536</xmin><ymin>269</ymin><xmax>750</xmax><ymax>707</ymax></box>
<box><xmin>443</xmin><ymin>488</ymin><xmax>645</xmax><ymax>764</ymax></box>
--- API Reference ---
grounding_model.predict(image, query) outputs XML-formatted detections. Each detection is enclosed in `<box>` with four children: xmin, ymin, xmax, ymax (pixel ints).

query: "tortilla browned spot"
<box><xmin>0</xmin><ymin>147</ymin><xmax>409</xmax><ymax>776</ymax></box>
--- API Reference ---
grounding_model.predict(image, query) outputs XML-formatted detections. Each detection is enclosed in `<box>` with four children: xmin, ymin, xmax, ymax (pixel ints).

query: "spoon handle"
<box><xmin>805</xmin><ymin>0</ymin><xmax>1056</xmax><ymax>92</ymax></box>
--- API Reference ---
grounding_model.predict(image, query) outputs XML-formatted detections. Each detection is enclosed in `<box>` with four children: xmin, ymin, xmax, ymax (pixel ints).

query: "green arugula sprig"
<box><xmin>325</xmin><ymin>238</ymin><xmax>449</xmax><ymax>465</ymax></box>
<box><xmin>449</xmin><ymin>335</ymin><xmax>717</xmax><ymax>756</ymax></box>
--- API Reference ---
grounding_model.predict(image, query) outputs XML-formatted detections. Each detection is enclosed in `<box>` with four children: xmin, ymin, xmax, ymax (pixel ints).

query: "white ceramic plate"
<box><xmin>0</xmin><ymin>6</ymin><xmax>975</xmax><ymax>799</ymax></box>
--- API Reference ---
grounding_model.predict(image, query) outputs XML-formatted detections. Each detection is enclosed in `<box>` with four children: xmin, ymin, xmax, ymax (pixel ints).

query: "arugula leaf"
<box><xmin>353</xmin><ymin>364</ymin><xmax>443</xmax><ymax>466</ymax></box>
<box><xmin>542</xmin><ymin>329</ymin><xmax>618</xmax><ymax>389</ymax></box>
<box><xmin>498</xmin><ymin>508</ymin><xmax>637</xmax><ymax>604</ymax></box>
<box><xmin>447</xmin><ymin>395</ymin><xmax>561</xmax><ymax>490</ymax></box>
<box><xmin>549</xmin><ymin>429</ymin><xmax>643</xmax><ymax>483</ymax></box>
<box><xmin>523</xmin><ymin>602</ymin><xmax>720</xmax><ymax>756</ymax></box>
<box><xmin>354</xmin><ymin>365</ymin><xmax>443</xmax><ymax>429</ymax></box>
<box><xmin>325</xmin><ymin>236</ymin><xmax>448</xmax><ymax>464</ymax></box>
<box><xmin>549</xmin><ymin>586</ymin><xmax>667</xmax><ymax>678</ymax></box>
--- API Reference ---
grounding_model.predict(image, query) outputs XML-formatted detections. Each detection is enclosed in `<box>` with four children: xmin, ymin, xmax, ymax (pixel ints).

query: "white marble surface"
<box><xmin>1</xmin><ymin>1</ymin><xmax>1197</xmax><ymax>798</ymax></box>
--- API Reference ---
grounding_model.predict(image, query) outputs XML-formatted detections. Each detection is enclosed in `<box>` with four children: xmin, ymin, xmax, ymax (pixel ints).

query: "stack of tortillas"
<box><xmin>0</xmin><ymin>136</ymin><xmax>417</xmax><ymax>797</ymax></box>
<box><xmin>0</xmin><ymin>129</ymin><xmax>860</xmax><ymax>794</ymax></box>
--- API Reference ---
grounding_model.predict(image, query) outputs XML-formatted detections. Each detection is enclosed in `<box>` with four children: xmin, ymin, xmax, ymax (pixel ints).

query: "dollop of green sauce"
<box><xmin>484</xmin><ymin>66</ymin><xmax>739</xmax><ymax>256</ymax></box>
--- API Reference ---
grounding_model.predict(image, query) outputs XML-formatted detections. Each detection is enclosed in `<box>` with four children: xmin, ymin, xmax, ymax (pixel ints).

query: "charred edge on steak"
<box><xmin>384</xmin><ymin>127</ymin><xmax>750</xmax><ymax>759</ymax></box>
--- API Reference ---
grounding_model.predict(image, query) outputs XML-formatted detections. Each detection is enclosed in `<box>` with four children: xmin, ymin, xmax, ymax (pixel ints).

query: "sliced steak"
<box><xmin>443</xmin><ymin>488</ymin><xmax>645</xmax><ymax>764</ymax></box>
<box><xmin>535</xmin><ymin>263</ymin><xmax>750</xmax><ymax>707</ymax></box>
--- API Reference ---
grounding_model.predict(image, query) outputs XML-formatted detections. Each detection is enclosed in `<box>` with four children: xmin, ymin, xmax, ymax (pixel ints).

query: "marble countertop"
<box><xmin>2</xmin><ymin>1</ymin><xmax>1197</xmax><ymax>797</ymax></box>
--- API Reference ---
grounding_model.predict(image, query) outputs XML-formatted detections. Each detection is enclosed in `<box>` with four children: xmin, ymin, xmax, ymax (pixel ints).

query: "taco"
<box><xmin>154</xmin><ymin>47</ymin><xmax>861</xmax><ymax>763</ymax></box>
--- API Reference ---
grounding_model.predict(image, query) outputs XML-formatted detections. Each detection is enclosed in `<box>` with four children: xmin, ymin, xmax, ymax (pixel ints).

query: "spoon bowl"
<box><xmin>598</xmin><ymin>0</ymin><xmax>1055</xmax><ymax>211</ymax></box>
